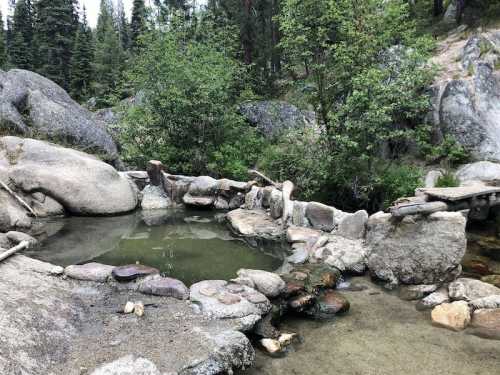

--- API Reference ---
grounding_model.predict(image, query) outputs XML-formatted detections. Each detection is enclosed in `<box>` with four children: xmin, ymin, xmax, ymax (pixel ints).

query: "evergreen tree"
<box><xmin>116</xmin><ymin>0</ymin><xmax>131</xmax><ymax>51</ymax></box>
<box><xmin>130</xmin><ymin>0</ymin><xmax>147</xmax><ymax>49</ymax></box>
<box><xmin>9</xmin><ymin>0</ymin><xmax>34</xmax><ymax>69</ymax></box>
<box><xmin>70</xmin><ymin>7</ymin><xmax>93</xmax><ymax>101</ymax></box>
<box><xmin>93</xmin><ymin>0</ymin><xmax>126</xmax><ymax>106</ymax></box>
<box><xmin>0</xmin><ymin>11</ymin><xmax>7</xmax><ymax>68</ymax></box>
<box><xmin>33</xmin><ymin>0</ymin><xmax>78</xmax><ymax>90</ymax></box>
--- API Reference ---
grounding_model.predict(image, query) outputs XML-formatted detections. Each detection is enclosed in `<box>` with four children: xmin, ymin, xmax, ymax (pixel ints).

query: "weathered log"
<box><xmin>0</xmin><ymin>180</ymin><xmax>37</xmax><ymax>217</ymax></box>
<box><xmin>146</xmin><ymin>160</ymin><xmax>164</xmax><ymax>186</ymax></box>
<box><xmin>248</xmin><ymin>169</ymin><xmax>282</xmax><ymax>189</ymax></box>
<box><xmin>390</xmin><ymin>201</ymin><xmax>449</xmax><ymax>218</ymax></box>
<box><xmin>0</xmin><ymin>240</ymin><xmax>30</xmax><ymax>263</ymax></box>
<box><xmin>281</xmin><ymin>180</ymin><xmax>295</xmax><ymax>228</ymax></box>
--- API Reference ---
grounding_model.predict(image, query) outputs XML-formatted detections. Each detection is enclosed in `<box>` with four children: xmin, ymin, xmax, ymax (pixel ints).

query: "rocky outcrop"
<box><xmin>0</xmin><ymin>255</ymin><xmax>258</xmax><ymax>375</ymax></box>
<box><xmin>0</xmin><ymin>69</ymin><xmax>120</xmax><ymax>166</ymax></box>
<box><xmin>0</xmin><ymin>137</ymin><xmax>138</xmax><ymax>223</ymax></box>
<box><xmin>366</xmin><ymin>211</ymin><xmax>466</xmax><ymax>288</ymax></box>
<box><xmin>239</xmin><ymin>100</ymin><xmax>317</xmax><ymax>138</ymax></box>
<box><xmin>433</xmin><ymin>32</ymin><xmax>500</xmax><ymax>162</ymax></box>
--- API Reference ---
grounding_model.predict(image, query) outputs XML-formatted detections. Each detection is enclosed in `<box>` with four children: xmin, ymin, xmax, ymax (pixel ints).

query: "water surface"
<box><xmin>28</xmin><ymin>209</ymin><xmax>284</xmax><ymax>285</ymax></box>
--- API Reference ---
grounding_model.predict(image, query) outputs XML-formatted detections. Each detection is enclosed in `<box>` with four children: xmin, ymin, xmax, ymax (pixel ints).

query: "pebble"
<box><xmin>260</xmin><ymin>338</ymin><xmax>282</xmax><ymax>354</ymax></box>
<box><xmin>134</xmin><ymin>302</ymin><xmax>145</xmax><ymax>317</ymax></box>
<box><xmin>123</xmin><ymin>301</ymin><xmax>135</xmax><ymax>314</ymax></box>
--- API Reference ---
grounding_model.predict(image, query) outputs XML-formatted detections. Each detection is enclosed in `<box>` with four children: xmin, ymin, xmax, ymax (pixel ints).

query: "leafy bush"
<box><xmin>119</xmin><ymin>19</ymin><xmax>263</xmax><ymax>179</ymax></box>
<box><xmin>435</xmin><ymin>171</ymin><xmax>460</xmax><ymax>187</ymax></box>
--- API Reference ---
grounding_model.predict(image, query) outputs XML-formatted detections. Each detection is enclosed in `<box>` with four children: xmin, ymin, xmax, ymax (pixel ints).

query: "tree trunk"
<box><xmin>242</xmin><ymin>0</ymin><xmax>253</xmax><ymax>65</ymax></box>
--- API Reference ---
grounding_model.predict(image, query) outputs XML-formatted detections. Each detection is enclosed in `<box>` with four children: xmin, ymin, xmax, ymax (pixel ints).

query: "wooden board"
<box><xmin>417</xmin><ymin>186</ymin><xmax>500</xmax><ymax>202</ymax></box>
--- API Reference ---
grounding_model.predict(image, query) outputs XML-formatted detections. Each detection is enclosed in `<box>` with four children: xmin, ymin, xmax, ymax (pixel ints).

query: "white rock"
<box><xmin>260</xmin><ymin>338</ymin><xmax>281</xmax><ymax>354</ymax></box>
<box><xmin>134</xmin><ymin>302</ymin><xmax>145</xmax><ymax>317</ymax></box>
<box><xmin>124</xmin><ymin>301</ymin><xmax>135</xmax><ymax>314</ymax></box>
<box><xmin>278</xmin><ymin>333</ymin><xmax>297</xmax><ymax>346</ymax></box>
<box><xmin>234</xmin><ymin>269</ymin><xmax>285</xmax><ymax>298</ymax></box>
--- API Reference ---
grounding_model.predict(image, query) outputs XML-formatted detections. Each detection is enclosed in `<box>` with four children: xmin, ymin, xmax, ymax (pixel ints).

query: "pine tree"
<box><xmin>130</xmin><ymin>0</ymin><xmax>147</xmax><ymax>49</ymax></box>
<box><xmin>70</xmin><ymin>7</ymin><xmax>93</xmax><ymax>101</ymax></box>
<box><xmin>93</xmin><ymin>0</ymin><xmax>126</xmax><ymax>106</ymax></box>
<box><xmin>33</xmin><ymin>0</ymin><xmax>78</xmax><ymax>90</ymax></box>
<box><xmin>9</xmin><ymin>0</ymin><xmax>34</xmax><ymax>69</ymax></box>
<box><xmin>0</xmin><ymin>11</ymin><xmax>7</xmax><ymax>68</ymax></box>
<box><xmin>116</xmin><ymin>0</ymin><xmax>131</xmax><ymax>51</ymax></box>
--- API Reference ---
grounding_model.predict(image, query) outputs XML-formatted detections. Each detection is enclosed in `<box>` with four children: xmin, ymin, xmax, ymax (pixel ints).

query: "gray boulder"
<box><xmin>366</xmin><ymin>211</ymin><xmax>466</xmax><ymax>288</ymax></box>
<box><xmin>141</xmin><ymin>185</ymin><xmax>172</xmax><ymax>210</ymax></box>
<box><xmin>336</xmin><ymin>210</ymin><xmax>368</xmax><ymax>240</ymax></box>
<box><xmin>322</xmin><ymin>235</ymin><xmax>367</xmax><ymax>273</ymax></box>
<box><xmin>227</xmin><ymin>209</ymin><xmax>283</xmax><ymax>240</ymax></box>
<box><xmin>305</xmin><ymin>202</ymin><xmax>346</xmax><ymax>232</ymax></box>
<box><xmin>239</xmin><ymin>100</ymin><xmax>316</xmax><ymax>138</ymax></box>
<box><xmin>434</xmin><ymin>32</ymin><xmax>500</xmax><ymax>162</ymax></box>
<box><xmin>449</xmin><ymin>278</ymin><xmax>500</xmax><ymax>301</ymax></box>
<box><xmin>0</xmin><ymin>136</ymin><xmax>138</xmax><ymax>217</ymax></box>
<box><xmin>233</xmin><ymin>269</ymin><xmax>286</xmax><ymax>298</ymax></box>
<box><xmin>64</xmin><ymin>263</ymin><xmax>115</xmax><ymax>283</ymax></box>
<box><xmin>0</xmin><ymin>69</ymin><xmax>120</xmax><ymax>166</ymax></box>
<box><xmin>455</xmin><ymin>161</ymin><xmax>500</xmax><ymax>185</ymax></box>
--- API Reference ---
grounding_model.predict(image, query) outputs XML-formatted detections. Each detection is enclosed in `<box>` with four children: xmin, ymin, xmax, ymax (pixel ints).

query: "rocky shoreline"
<box><xmin>2</xmin><ymin>138</ymin><xmax>500</xmax><ymax>374</ymax></box>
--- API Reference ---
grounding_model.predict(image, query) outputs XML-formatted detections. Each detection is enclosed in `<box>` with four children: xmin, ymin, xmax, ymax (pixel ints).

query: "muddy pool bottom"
<box><xmin>26</xmin><ymin>209</ymin><xmax>285</xmax><ymax>286</ymax></box>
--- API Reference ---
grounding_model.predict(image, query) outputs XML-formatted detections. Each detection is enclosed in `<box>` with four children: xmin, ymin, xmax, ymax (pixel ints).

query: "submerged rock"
<box><xmin>470</xmin><ymin>308</ymin><xmax>500</xmax><ymax>339</ymax></box>
<box><xmin>366</xmin><ymin>211</ymin><xmax>466</xmax><ymax>288</ymax></box>
<box><xmin>431</xmin><ymin>301</ymin><xmax>471</xmax><ymax>331</ymax></box>
<box><xmin>112</xmin><ymin>264</ymin><xmax>160</xmax><ymax>282</ymax></box>
<box><xmin>65</xmin><ymin>263</ymin><xmax>115</xmax><ymax>283</ymax></box>
<box><xmin>307</xmin><ymin>290</ymin><xmax>350</xmax><ymax>319</ymax></box>
<box><xmin>417</xmin><ymin>287</ymin><xmax>450</xmax><ymax>310</ymax></box>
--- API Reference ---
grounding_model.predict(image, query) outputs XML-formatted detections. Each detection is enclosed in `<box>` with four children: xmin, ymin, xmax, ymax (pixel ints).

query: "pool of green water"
<box><xmin>28</xmin><ymin>209</ymin><xmax>285</xmax><ymax>286</ymax></box>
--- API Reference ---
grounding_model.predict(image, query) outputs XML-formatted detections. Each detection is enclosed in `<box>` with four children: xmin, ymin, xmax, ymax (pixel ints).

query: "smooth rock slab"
<box><xmin>431</xmin><ymin>301</ymin><xmax>471</xmax><ymax>331</ymax></box>
<box><xmin>227</xmin><ymin>209</ymin><xmax>283</xmax><ymax>240</ymax></box>
<box><xmin>449</xmin><ymin>278</ymin><xmax>500</xmax><ymax>301</ymax></box>
<box><xmin>233</xmin><ymin>269</ymin><xmax>286</xmax><ymax>298</ymax></box>
<box><xmin>112</xmin><ymin>264</ymin><xmax>160</xmax><ymax>282</ymax></box>
<box><xmin>65</xmin><ymin>263</ymin><xmax>115</xmax><ymax>282</ymax></box>
<box><xmin>190</xmin><ymin>280</ymin><xmax>271</xmax><ymax>321</ymax></box>
<box><xmin>139</xmin><ymin>277</ymin><xmax>189</xmax><ymax>300</ymax></box>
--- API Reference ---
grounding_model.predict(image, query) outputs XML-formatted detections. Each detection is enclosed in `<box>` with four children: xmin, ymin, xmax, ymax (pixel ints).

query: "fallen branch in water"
<box><xmin>0</xmin><ymin>240</ymin><xmax>31</xmax><ymax>263</ymax></box>
<box><xmin>0</xmin><ymin>180</ymin><xmax>37</xmax><ymax>217</ymax></box>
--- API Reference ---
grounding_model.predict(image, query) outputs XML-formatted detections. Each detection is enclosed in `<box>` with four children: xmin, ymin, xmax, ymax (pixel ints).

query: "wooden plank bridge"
<box><xmin>390</xmin><ymin>185</ymin><xmax>500</xmax><ymax>219</ymax></box>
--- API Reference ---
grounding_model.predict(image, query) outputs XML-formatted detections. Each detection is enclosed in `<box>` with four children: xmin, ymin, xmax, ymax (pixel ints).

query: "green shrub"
<box><xmin>435</xmin><ymin>171</ymin><xmax>460</xmax><ymax>187</ymax></box>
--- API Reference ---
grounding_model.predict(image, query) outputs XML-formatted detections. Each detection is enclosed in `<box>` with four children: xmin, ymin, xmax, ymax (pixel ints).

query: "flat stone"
<box><xmin>182</xmin><ymin>194</ymin><xmax>215</xmax><ymax>207</ymax></box>
<box><xmin>189</xmin><ymin>280</ymin><xmax>271</xmax><ymax>321</ymax></box>
<box><xmin>227</xmin><ymin>209</ymin><xmax>283</xmax><ymax>240</ymax></box>
<box><xmin>431</xmin><ymin>301</ymin><xmax>471</xmax><ymax>331</ymax></box>
<box><xmin>286</xmin><ymin>226</ymin><xmax>321</xmax><ymax>243</ymax></box>
<box><xmin>138</xmin><ymin>277</ymin><xmax>189</xmax><ymax>300</ymax></box>
<box><xmin>112</xmin><ymin>264</ymin><xmax>159</xmax><ymax>282</ymax></box>
<box><xmin>65</xmin><ymin>263</ymin><xmax>115</xmax><ymax>282</ymax></box>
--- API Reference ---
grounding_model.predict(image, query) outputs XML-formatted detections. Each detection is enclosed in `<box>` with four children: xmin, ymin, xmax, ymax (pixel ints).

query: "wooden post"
<box><xmin>146</xmin><ymin>160</ymin><xmax>164</xmax><ymax>186</ymax></box>
<box><xmin>0</xmin><ymin>241</ymin><xmax>31</xmax><ymax>263</ymax></box>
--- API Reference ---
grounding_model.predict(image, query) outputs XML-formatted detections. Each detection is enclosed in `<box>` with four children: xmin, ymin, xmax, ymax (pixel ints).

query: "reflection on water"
<box><xmin>28</xmin><ymin>209</ymin><xmax>285</xmax><ymax>286</ymax></box>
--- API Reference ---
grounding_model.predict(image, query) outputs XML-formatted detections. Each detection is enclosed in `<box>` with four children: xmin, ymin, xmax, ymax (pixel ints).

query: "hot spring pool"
<box><xmin>27</xmin><ymin>209</ymin><xmax>285</xmax><ymax>285</ymax></box>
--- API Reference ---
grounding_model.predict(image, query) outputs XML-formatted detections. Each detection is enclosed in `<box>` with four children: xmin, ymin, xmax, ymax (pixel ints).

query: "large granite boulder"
<box><xmin>0</xmin><ymin>69</ymin><xmax>120</xmax><ymax>166</ymax></box>
<box><xmin>0</xmin><ymin>136</ymin><xmax>138</xmax><ymax>219</ymax></box>
<box><xmin>433</xmin><ymin>32</ymin><xmax>500</xmax><ymax>162</ymax></box>
<box><xmin>366</xmin><ymin>211</ymin><xmax>466</xmax><ymax>288</ymax></box>
<box><xmin>455</xmin><ymin>161</ymin><xmax>500</xmax><ymax>185</ymax></box>
<box><xmin>238</xmin><ymin>100</ymin><xmax>317</xmax><ymax>138</ymax></box>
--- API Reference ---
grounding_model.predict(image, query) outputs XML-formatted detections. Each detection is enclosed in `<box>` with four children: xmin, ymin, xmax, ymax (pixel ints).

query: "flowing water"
<box><xmin>27</xmin><ymin>209</ymin><xmax>284</xmax><ymax>286</ymax></box>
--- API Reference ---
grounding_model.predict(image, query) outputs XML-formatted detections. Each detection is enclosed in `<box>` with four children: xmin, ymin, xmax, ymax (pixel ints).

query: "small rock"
<box><xmin>278</xmin><ymin>333</ymin><xmax>297</xmax><ymax>347</ymax></box>
<box><xmin>234</xmin><ymin>269</ymin><xmax>286</xmax><ymax>298</ymax></box>
<box><xmin>49</xmin><ymin>266</ymin><xmax>64</xmax><ymax>276</ymax></box>
<box><xmin>65</xmin><ymin>263</ymin><xmax>115</xmax><ymax>282</ymax></box>
<box><xmin>431</xmin><ymin>301</ymin><xmax>471</xmax><ymax>331</ymax></box>
<box><xmin>417</xmin><ymin>287</ymin><xmax>450</xmax><ymax>310</ymax></box>
<box><xmin>138</xmin><ymin>277</ymin><xmax>189</xmax><ymax>300</ymax></box>
<box><xmin>124</xmin><ymin>301</ymin><xmax>135</xmax><ymax>314</ymax></box>
<box><xmin>134</xmin><ymin>302</ymin><xmax>145</xmax><ymax>317</ymax></box>
<box><xmin>260</xmin><ymin>338</ymin><xmax>281</xmax><ymax>354</ymax></box>
<box><xmin>399</xmin><ymin>284</ymin><xmax>438</xmax><ymax>301</ymax></box>
<box><xmin>308</xmin><ymin>290</ymin><xmax>350</xmax><ymax>319</ymax></box>
<box><xmin>112</xmin><ymin>264</ymin><xmax>159</xmax><ymax>282</ymax></box>
<box><xmin>449</xmin><ymin>278</ymin><xmax>500</xmax><ymax>301</ymax></box>
<box><xmin>288</xmin><ymin>294</ymin><xmax>316</xmax><ymax>312</ymax></box>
